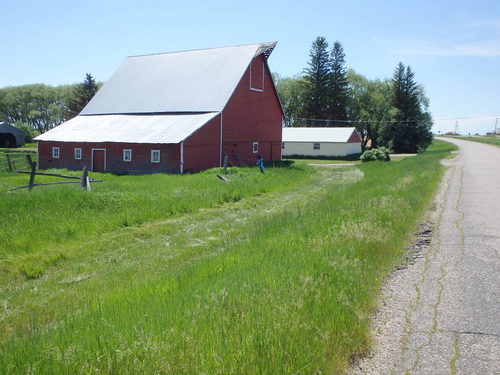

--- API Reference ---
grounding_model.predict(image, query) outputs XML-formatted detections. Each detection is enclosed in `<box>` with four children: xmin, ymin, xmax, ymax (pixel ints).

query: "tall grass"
<box><xmin>0</xmin><ymin>165</ymin><xmax>310</xmax><ymax>265</ymax></box>
<box><xmin>0</xmin><ymin>141</ymin><xmax>456</xmax><ymax>374</ymax></box>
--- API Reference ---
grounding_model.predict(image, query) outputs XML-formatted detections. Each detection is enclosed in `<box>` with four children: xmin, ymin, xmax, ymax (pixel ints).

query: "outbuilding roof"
<box><xmin>81</xmin><ymin>42</ymin><xmax>277</xmax><ymax>115</ymax></box>
<box><xmin>282</xmin><ymin>127</ymin><xmax>360</xmax><ymax>143</ymax></box>
<box><xmin>0</xmin><ymin>122</ymin><xmax>25</xmax><ymax>136</ymax></box>
<box><xmin>0</xmin><ymin>122</ymin><xmax>26</xmax><ymax>146</ymax></box>
<box><xmin>35</xmin><ymin>113</ymin><xmax>219</xmax><ymax>144</ymax></box>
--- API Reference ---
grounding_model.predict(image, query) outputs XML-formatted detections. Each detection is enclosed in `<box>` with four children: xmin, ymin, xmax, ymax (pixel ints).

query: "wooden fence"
<box><xmin>7</xmin><ymin>164</ymin><xmax>103</xmax><ymax>192</ymax></box>
<box><xmin>0</xmin><ymin>151</ymin><xmax>35</xmax><ymax>172</ymax></box>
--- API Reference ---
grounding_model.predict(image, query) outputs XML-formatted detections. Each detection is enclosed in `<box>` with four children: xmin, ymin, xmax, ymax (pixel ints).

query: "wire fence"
<box><xmin>0</xmin><ymin>153</ymin><xmax>33</xmax><ymax>172</ymax></box>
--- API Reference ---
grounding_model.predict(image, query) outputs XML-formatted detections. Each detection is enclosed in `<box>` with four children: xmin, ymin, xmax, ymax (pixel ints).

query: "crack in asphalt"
<box><xmin>348</xmin><ymin>139</ymin><xmax>500</xmax><ymax>375</ymax></box>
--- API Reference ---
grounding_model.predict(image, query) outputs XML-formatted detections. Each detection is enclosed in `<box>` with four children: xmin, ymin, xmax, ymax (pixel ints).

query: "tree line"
<box><xmin>0</xmin><ymin>74</ymin><xmax>99</xmax><ymax>141</ymax></box>
<box><xmin>275</xmin><ymin>37</ymin><xmax>433</xmax><ymax>153</ymax></box>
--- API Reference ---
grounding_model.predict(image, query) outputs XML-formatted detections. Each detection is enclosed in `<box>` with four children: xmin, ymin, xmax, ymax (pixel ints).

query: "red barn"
<box><xmin>35</xmin><ymin>42</ymin><xmax>283</xmax><ymax>174</ymax></box>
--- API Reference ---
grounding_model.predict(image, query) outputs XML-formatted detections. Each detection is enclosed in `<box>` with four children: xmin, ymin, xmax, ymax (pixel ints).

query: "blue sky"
<box><xmin>2</xmin><ymin>0</ymin><xmax>499</xmax><ymax>134</ymax></box>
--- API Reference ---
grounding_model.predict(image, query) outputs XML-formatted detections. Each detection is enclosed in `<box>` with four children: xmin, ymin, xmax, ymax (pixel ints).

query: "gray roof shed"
<box><xmin>0</xmin><ymin>122</ymin><xmax>26</xmax><ymax>147</ymax></box>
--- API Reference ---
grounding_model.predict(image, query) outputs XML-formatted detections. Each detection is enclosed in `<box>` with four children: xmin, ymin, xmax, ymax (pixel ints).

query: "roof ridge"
<box><xmin>127</xmin><ymin>41</ymin><xmax>277</xmax><ymax>59</ymax></box>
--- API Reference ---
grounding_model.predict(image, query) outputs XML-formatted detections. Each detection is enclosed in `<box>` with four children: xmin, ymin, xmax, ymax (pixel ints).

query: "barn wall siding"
<box><xmin>38</xmin><ymin>141</ymin><xmax>180</xmax><ymax>174</ymax></box>
<box><xmin>222</xmin><ymin>54</ymin><xmax>283</xmax><ymax>166</ymax></box>
<box><xmin>183</xmin><ymin>115</ymin><xmax>221</xmax><ymax>172</ymax></box>
<box><xmin>282</xmin><ymin>142</ymin><xmax>361</xmax><ymax>157</ymax></box>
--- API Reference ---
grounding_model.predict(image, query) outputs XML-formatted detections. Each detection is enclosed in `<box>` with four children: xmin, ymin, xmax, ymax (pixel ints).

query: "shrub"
<box><xmin>19</xmin><ymin>264</ymin><xmax>44</xmax><ymax>279</ymax></box>
<box><xmin>360</xmin><ymin>147</ymin><xmax>391</xmax><ymax>162</ymax></box>
<box><xmin>14</xmin><ymin>122</ymin><xmax>40</xmax><ymax>143</ymax></box>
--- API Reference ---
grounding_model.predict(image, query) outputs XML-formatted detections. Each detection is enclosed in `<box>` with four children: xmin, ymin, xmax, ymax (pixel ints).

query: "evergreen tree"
<box><xmin>67</xmin><ymin>73</ymin><xmax>99</xmax><ymax>119</ymax></box>
<box><xmin>302</xmin><ymin>37</ymin><xmax>330</xmax><ymax>125</ymax></box>
<box><xmin>384</xmin><ymin>63</ymin><xmax>432</xmax><ymax>153</ymax></box>
<box><xmin>328</xmin><ymin>41</ymin><xmax>350</xmax><ymax>124</ymax></box>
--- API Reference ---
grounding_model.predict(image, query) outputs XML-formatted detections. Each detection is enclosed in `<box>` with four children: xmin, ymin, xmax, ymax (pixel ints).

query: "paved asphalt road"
<box><xmin>350</xmin><ymin>138</ymin><xmax>499</xmax><ymax>374</ymax></box>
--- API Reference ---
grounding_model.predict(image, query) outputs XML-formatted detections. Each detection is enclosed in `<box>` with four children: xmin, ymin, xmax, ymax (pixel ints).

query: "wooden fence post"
<box><xmin>80</xmin><ymin>166</ymin><xmax>88</xmax><ymax>188</ymax></box>
<box><xmin>26</xmin><ymin>154</ymin><xmax>33</xmax><ymax>169</ymax></box>
<box><xmin>80</xmin><ymin>166</ymin><xmax>91</xmax><ymax>191</ymax></box>
<box><xmin>6</xmin><ymin>154</ymin><xmax>12</xmax><ymax>172</ymax></box>
<box><xmin>28</xmin><ymin>162</ymin><xmax>37</xmax><ymax>191</ymax></box>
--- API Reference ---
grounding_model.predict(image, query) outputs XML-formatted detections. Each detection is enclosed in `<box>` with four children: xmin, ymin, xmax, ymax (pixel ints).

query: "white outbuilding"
<box><xmin>282</xmin><ymin>127</ymin><xmax>362</xmax><ymax>157</ymax></box>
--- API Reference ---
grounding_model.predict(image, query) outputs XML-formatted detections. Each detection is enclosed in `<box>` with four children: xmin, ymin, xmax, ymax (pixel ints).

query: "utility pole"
<box><xmin>495</xmin><ymin>118</ymin><xmax>498</xmax><ymax>136</ymax></box>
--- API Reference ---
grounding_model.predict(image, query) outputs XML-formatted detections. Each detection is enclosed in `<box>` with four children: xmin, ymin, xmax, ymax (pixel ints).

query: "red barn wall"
<box><xmin>347</xmin><ymin>130</ymin><xmax>362</xmax><ymax>143</ymax></box>
<box><xmin>183</xmin><ymin>114</ymin><xmax>221</xmax><ymax>172</ymax></box>
<box><xmin>38</xmin><ymin>141</ymin><xmax>180</xmax><ymax>174</ymax></box>
<box><xmin>222</xmin><ymin>54</ymin><xmax>283</xmax><ymax>166</ymax></box>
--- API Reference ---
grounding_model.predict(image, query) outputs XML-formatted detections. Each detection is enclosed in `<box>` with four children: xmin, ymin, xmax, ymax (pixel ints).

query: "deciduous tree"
<box><xmin>273</xmin><ymin>73</ymin><xmax>307</xmax><ymax>127</ymax></box>
<box><xmin>0</xmin><ymin>84</ymin><xmax>70</xmax><ymax>133</ymax></box>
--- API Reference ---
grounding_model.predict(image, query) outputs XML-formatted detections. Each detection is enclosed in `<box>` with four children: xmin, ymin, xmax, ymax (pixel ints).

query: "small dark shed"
<box><xmin>0</xmin><ymin>122</ymin><xmax>26</xmax><ymax>147</ymax></box>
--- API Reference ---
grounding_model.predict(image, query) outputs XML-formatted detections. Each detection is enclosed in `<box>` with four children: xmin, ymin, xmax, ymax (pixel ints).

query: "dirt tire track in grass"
<box><xmin>0</xmin><ymin>167</ymin><xmax>363</xmax><ymax>337</ymax></box>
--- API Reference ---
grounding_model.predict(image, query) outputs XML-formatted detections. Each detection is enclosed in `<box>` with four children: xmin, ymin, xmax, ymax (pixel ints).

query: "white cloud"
<box><xmin>394</xmin><ymin>16</ymin><xmax>500</xmax><ymax>58</ymax></box>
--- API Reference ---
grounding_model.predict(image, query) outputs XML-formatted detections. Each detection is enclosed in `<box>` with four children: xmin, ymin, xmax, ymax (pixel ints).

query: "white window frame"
<box><xmin>123</xmin><ymin>149</ymin><xmax>132</xmax><ymax>162</ymax></box>
<box><xmin>151</xmin><ymin>150</ymin><xmax>160</xmax><ymax>163</ymax></box>
<box><xmin>74</xmin><ymin>148</ymin><xmax>82</xmax><ymax>160</ymax></box>
<box><xmin>52</xmin><ymin>146</ymin><xmax>60</xmax><ymax>158</ymax></box>
<box><xmin>250</xmin><ymin>61</ymin><xmax>265</xmax><ymax>92</ymax></box>
<box><xmin>252</xmin><ymin>142</ymin><xmax>259</xmax><ymax>154</ymax></box>
<box><xmin>313</xmin><ymin>143</ymin><xmax>320</xmax><ymax>150</ymax></box>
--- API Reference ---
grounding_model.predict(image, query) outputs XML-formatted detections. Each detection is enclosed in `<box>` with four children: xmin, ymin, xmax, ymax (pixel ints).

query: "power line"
<box><xmin>294</xmin><ymin>117</ymin><xmax>423</xmax><ymax>124</ymax></box>
<box><xmin>434</xmin><ymin>115</ymin><xmax>500</xmax><ymax>121</ymax></box>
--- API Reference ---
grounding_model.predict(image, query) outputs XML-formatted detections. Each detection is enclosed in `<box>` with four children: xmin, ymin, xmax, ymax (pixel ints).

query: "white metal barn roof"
<box><xmin>81</xmin><ymin>42</ymin><xmax>277</xmax><ymax>115</ymax></box>
<box><xmin>35</xmin><ymin>113</ymin><xmax>219</xmax><ymax>144</ymax></box>
<box><xmin>282</xmin><ymin>127</ymin><xmax>359</xmax><ymax>143</ymax></box>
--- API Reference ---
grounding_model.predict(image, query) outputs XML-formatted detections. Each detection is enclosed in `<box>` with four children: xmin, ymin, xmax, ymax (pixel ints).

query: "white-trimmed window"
<box><xmin>123</xmin><ymin>149</ymin><xmax>132</xmax><ymax>162</ymax></box>
<box><xmin>151</xmin><ymin>150</ymin><xmax>160</xmax><ymax>163</ymax></box>
<box><xmin>52</xmin><ymin>146</ymin><xmax>60</xmax><ymax>158</ymax></box>
<box><xmin>252</xmin><ymin>142</ymin><xmax>259</xmax><ymax>154</ymax></box>
<box><xmin>313</xmin><ymin>143</ymin><xmax>320</xmax><ymax>150</ymax></box>
<box><xmin>74</xmin><ymin>148</ymin><xmax>82</xmax><ymax>160</ymax></box>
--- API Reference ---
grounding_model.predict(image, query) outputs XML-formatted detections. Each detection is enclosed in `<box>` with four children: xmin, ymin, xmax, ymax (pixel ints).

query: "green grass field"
<box><xmin>0</xmin><ymin>140</ymin><xmax>457</xmax><ymax>374</ymax></box>
<box><xmin>444</xmin><ymin>135</ymin><xmax>500</xmax><ymax>147</ymax></box>
<box><xmin>286</xmin><ymin>158</ymin><xmax>361</xmax><ymax>165</ymax></box>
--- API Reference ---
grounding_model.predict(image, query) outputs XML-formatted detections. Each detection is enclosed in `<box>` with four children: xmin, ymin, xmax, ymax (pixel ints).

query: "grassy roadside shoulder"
<box><xmin>442</xmin><ymin>135</ymin><xmax>500</xmax><ymax>147</ymax></box>
<box><xmin>0</xmin><ymin>140</ymin><xmax>456</xmax><ymax>374</ymax></box>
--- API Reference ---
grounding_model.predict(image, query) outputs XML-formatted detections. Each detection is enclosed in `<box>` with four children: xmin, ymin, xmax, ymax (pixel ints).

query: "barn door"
<box><xmin>92</xmin><ymin>149</ymin><xmax>106</xmax><ymax>172</ymax></box>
